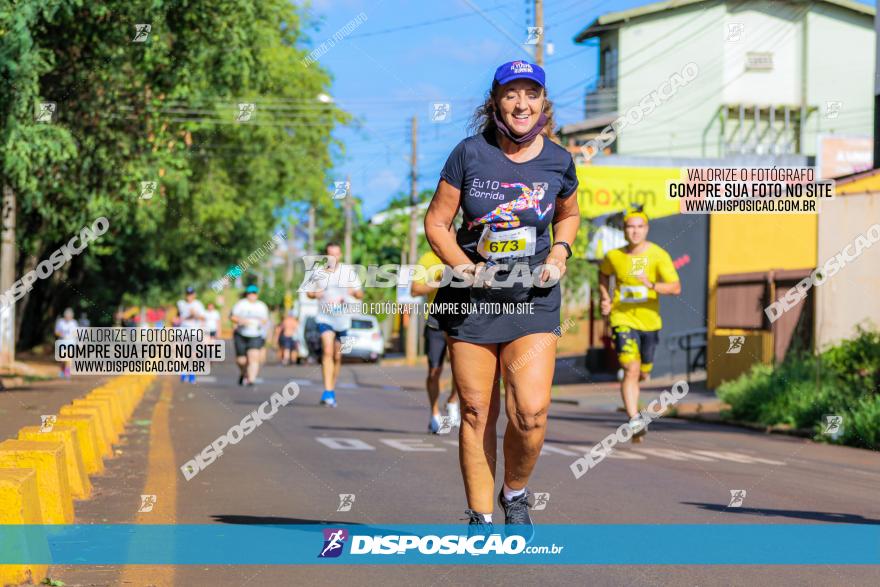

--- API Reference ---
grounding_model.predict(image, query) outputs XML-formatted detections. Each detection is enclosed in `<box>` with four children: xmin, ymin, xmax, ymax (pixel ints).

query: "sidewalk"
<box><xmin>0</xmin><ymin>373</ymin><xmax>109</xmax><ymax>443</ymax></box>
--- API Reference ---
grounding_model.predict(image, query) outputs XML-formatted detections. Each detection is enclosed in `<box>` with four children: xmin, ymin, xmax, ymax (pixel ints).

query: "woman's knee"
<box><xmin>507</xmin><ymin>400</ymin><xmax>549</xmax><ymax>432</ymax></box>
<box><xmin>460</xmin><ymin>395</ymin><xmax>499</xmax><ymax>428</ymax></box>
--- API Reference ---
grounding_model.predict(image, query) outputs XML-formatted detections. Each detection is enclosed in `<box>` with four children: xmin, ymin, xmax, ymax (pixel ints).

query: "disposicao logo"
<box><xmin>511</xmin><ymin>61</ymin><xmax>533</xmax><ymax>74</ymax></box>
<box><xmin>319</xmin><ymin>528</ymin><xmax>348</xmax><ymax>558</ymax></box>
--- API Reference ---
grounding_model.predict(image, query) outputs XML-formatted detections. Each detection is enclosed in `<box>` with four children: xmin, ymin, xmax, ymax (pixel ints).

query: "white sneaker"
<box><xmin>628</xmin><ymin>415</ymin><xmax>648</xmax><ymax>441</ymax></box>
<box><xmin>628</xmin><ymin>416</ymin><xmax>646</xmax><ymax>433</ymax></box>
<box><xmin>446</xmin><ymin>402</ymin><xmax>461</xmax><ymax>427</ymax></box>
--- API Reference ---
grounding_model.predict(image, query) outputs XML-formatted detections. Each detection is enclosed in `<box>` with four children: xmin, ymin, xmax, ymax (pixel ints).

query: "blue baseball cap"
<box><xmin>494</xmin><ymin>60</ymin><xmax>545</xmax><ymax>87</ymax></box>
<box><xmin>245</xmin><ymin>284</ymin><xmax>259</xmax><ymax>294</ymax></box>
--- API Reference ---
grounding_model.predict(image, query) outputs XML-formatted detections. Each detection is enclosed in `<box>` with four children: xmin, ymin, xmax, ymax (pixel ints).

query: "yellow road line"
<box><xmin>119</xmin><ymin>379</ymin><xmax>176</xmax><ymax>586</ymax></box>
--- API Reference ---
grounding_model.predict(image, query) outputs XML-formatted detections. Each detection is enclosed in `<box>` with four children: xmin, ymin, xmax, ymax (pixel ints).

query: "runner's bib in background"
<box><xmin>477</xmin><ymin>226</ymin><xmax>536</xmax><ymax>260</ymax></box>
<box><xmin>618</xmin><ymin>285</ymin><xmax>649</xmax><ymax>303</ymax></box>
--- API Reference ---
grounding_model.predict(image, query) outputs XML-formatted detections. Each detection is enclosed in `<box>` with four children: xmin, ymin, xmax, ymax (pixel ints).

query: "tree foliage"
<box><xmin>0</xmin><ymin>0</ymin><xmax>346</xmax><ymax>347</ymax></box>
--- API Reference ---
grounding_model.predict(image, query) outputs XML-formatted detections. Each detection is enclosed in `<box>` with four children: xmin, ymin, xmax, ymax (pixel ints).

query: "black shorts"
<box><xmin>234</xmin><ymin>332</ymin><xmax>265</xmax><ymax>356</ymax></box>
<box><xmin>611</xmin><ymin>326</ymin><xmax>659</xmax><ymax>372</ymax></box>
<box><xmin>433</xmin><ymin>253</ymin><xmax>561</xmax><ymax>344</ymax></box>
<box><xmin>208</xmin><ymin>330</ymin><xmax>217</xmax><ymax>338</ymax></box>
<box><xmin>278</xmin><ymin>335</ymin><xmax>297</xmax><ymax>351</ymax></box>
<box><xmin>424</xmin><ymin>325</ymin><xmax>448</xmax><ymax>369</ymax></box>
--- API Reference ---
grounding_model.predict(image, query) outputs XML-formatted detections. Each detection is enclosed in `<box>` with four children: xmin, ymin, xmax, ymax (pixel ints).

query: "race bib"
<box><xmin>619</xmin><ymin>285</ymin><xmax>649</xmax><ymax>303</ymax></box>
<box><xmin>477</xmin><ymin>226</ymin><xmax>536</xmax><ymax>260</ymax></box>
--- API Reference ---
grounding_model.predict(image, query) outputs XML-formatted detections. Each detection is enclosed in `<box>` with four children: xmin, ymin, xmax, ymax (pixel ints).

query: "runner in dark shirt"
<box><xmin>424</xmin><ymin>60</ymin><xmax>580</xmax><ymax>538</ymax></box>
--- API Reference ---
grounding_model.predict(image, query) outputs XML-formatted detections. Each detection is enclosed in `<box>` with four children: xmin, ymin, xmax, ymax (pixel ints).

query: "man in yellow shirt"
<box><xmin>599</xmin><ymin>210</ymin><xmax>681</xmax><ymax>440</ymax></box>
<box><xmin>411</xmin><ymin>250</ymin><xmax>460</xmax><ymax>433</ymax></box>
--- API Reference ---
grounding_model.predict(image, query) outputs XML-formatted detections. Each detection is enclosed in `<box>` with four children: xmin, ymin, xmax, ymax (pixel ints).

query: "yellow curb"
<box><xmin>0</xmin><ymin>440</ymin><xmax>74</xmax><ymax>524</ymax></box>
<box><xmin>91</xmin><ymin>386</ymin><xmax>131</xmax><ymax>419</ymax></box>
<box><xmin>17</xmin><ymin>426</ymin><xmax>91</xmax><ymax>500</ymax></box>
<box><xmin>58</xmin><ymin>406</ymin><xmax>111</xmax><ymax>459</ymax></box>
<box><xmin>70</xmin><ymin>398</ymin><xmax>119</xmax><ymax>444</ymax></box>
<box><xmin>53</xmin><ymin>416</ymin><xmax>104</xmax><ymax>475</ymax></box>
<box><xmin>0</xmin><ymin>469</ymin><xmax>47</xmax><ymax>587</ymax></box>
<box><xmin>86</xmin><ymin>390</ymin><xmax>126</xmax><ymax>429</ymax></box>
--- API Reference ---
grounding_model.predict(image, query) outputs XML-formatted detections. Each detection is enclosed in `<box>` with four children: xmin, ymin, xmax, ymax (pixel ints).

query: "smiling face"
<box><xmin>495</xmin><ymin>79</ymin><xmax>544</xmax><ymax>136</ymax></box>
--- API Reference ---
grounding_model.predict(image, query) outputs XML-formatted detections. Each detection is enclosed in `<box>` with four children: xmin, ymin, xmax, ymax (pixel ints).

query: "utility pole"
<box><xmin>344</xmin><ymin>174</ymin><xmax>352</xmax><ymax>264</ymax></box>
<box><xmin>284</xmin><ymin>221</ymin><xmax>295</xmax><ymax>312</ymax></box>
<box><xmin>534</xmin><ymin>0</ymin><xmax>544</xmax><ymax>67</ymax></box>
<box><xmin>0</xmin><ymin>183</ymin><xmax>15</xmax><ymax>368</ymax></box>
<box><xmin>405</xmin><ymin>116</ymin><xmax>419</xmax><ymax>364</ymax></box>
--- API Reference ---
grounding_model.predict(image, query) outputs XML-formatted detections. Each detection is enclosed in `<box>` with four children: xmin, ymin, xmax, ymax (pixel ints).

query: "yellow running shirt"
<box><xmin>599</xmin><ymin>242</ymin><xmax>679</xmax><ymax>332</ymax></box>
<box><xmin>413</xmin><ymin>251</ymin><xmax>445</xmax><ymax>306</ymax></box>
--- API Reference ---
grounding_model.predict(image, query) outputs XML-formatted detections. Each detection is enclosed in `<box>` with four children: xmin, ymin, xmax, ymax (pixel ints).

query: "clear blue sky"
<box><xmin>298</xmin><ymin>0</ymin><xmax>875</xmax><ymax>216</ymax></box>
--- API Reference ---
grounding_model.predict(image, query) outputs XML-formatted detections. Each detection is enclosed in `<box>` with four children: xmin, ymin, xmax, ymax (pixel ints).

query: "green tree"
<box><xmin>1</xmin><ymin>0</ymin><xmax>346</xmax><ymax>347</ymax></box>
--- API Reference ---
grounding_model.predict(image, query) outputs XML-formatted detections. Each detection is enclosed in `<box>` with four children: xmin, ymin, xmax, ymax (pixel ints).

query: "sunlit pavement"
<box><xmin>51</xmin><ymin>357</ymin><xmax>880</xmax><ymax>586</ymax></box>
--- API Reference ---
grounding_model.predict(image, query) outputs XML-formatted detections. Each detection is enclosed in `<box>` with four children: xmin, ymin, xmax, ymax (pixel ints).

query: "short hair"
<box><xmin>324</xmin><ymin>241</ymin><xmax>341</xmax><ymax>253</ymax></box>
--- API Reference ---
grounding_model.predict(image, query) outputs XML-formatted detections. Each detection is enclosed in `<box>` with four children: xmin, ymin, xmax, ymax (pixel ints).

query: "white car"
<box><xmin>342</xmin><ymin>314</ymin><xmax>384</xmax><ymax>363</ymax></box>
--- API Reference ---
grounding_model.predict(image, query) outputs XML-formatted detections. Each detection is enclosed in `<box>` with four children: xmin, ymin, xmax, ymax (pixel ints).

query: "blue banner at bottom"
<box><xmin>0</xmin><ymin>524</ymin><xmax>878</xmax><ymax>565</ymax></box>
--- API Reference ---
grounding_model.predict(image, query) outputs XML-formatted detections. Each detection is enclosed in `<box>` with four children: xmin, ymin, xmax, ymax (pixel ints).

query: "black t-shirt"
<box><xmin>440</xmin><ymin>130</ymin><xmax>578</xmax><ymax>262</ymax></box>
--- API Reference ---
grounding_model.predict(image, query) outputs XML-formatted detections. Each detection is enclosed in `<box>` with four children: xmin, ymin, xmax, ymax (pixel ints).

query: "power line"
<box><xmin>347</xmin><ymin>2</ymin><xmax>517</xmax><ymax>38</ymax></box>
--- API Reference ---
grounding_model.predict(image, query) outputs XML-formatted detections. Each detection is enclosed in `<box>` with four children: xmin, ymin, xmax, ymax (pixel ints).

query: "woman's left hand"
<box><xmin>540</xmin><ymin>247</ymin><xmax>567</xmax><ymax>285</ymax></box>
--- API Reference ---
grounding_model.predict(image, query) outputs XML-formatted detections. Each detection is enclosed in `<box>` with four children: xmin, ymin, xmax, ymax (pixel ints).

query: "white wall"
<box><xmin>804</xmin><ymin>3</ymin><xmax>875</xmax><ymax>155</ymax></box>
<box><xmin>815</xmin><ymin>192</ymin><xmax>880</xmax><ymax>350</ymax></box>
<box><xmin>612</xmin><ymin>0</ymin><xmax>874</xmax><ymax>157</ymax></box>
<box><xmin>617</xmin><ymin>1</ymin><xmax>725</xmax><ymax>157</ymax></box>
<box><xmin>722</xmin><ymin>0</ymin><xmax>803</xmax><ymax>105</ymax></box>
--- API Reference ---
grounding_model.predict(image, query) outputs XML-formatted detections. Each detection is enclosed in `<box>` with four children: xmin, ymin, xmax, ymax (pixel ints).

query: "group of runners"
<box><xmin>173</xmin><ymin>284</ymin><xmax>301</xmax><ymax>387</ymax></box>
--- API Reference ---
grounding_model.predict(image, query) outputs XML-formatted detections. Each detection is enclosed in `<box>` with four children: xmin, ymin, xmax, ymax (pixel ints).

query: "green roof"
<box><xmin>574</xmin><ymin>0</ymin><xmax>875</xmax><ymax>42</ymax></box>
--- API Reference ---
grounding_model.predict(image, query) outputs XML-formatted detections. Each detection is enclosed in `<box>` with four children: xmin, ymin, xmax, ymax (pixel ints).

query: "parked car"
<box><xmin>343</xmin><ymin>315</ymin><xmax>384</xmax><ymax>363</ymax></box>
<box><xmin>298</xmin><ymin>314</ymin><xmax>384</xmax><ymax>364</ymax></box>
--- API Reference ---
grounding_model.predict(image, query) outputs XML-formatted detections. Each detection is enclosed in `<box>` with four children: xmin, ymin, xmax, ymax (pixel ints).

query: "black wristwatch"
<box><xmin>552</xmin><ymin>241</ymin><xmax>572</xmax><ymax>259</ymax></box>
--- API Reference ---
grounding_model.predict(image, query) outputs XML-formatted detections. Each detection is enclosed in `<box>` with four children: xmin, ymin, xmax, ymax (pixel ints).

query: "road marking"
<box><xmin>312</xmin><ymin>436</ymin><xmax>788</xmax><ymax>466</ymax></box>
<box><xmin>541</xmin><ymin>444</ymin><xmax>579</xmax><ymax>456</ymax></box>
<box><xmin>379</xmin><ymin>438</ymin><xmax>446</xmax><ymax>452</ymax></box>
<box><xmin>316</xmin><ymin>437</ymin><xmax>375</xmax><ymax>450</ymax></box>
<box><xmin>195</xmin><ymin>376</ymin><xmax>217</xmax><ymax>383</ymax></box>
<box><xmin>120</xmin><ymin>379</ymin><xmax>175</xmax><ymax>586</ymax></box>
<box><xmin>568</xmin><ymin>445</ymin><xmax>647</xmax><ymax>460</ymax></box>
<box><xmin>290</xmin><ymin>379</ymin><xmax>315</xmax><ymax>386</ymax></box>
<box><xmin>633</xmin><ymin>448</ymin><xmax>718</xmax><ymax>462</ymax></box>
<box><xmin>691</xmin><ymin>450</ymin><xmax>786</xmax><ymax>465</ymax></box>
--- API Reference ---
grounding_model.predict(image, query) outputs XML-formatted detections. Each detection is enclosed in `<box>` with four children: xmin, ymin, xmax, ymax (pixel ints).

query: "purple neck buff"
<box><xmin>493</xmin><ymin>109</ymin><xmax>548</xmax><ymax>145</ymax></box>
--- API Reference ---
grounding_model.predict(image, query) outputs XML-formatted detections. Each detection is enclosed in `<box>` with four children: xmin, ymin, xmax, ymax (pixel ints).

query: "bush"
<box><xmin>717</xmin><ymin>327</ymin><xmax>880</xmax><ymax>449</ymax></box>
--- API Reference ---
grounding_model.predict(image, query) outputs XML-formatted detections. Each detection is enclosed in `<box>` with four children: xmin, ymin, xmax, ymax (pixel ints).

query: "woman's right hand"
<box><xmin>456</xmin><ymin>262</ymin><xmax>490</xmax><ymax>287</ymax></box>
<box><xmin>600</xmin><ymin>298</ymin><xmax>612</xmax><ymax>316</ymax></box>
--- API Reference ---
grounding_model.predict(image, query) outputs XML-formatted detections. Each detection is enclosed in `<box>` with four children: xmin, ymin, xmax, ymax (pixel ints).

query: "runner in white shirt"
<box><xmin>176</xmin><ymin>286</ymin><xmax>206</xmax><ymax>384</ymax></box>
<box><xmin>204</xmin><ymin>303</ymin><xmax>221</xmax><ymax>341</ymax></box>
<box><xmin>230</xmin><ymin>285</ymin><xmax>270</xmax><ymax>386</ymax></box>
<box><xmin>304</xmin><ymin>242</ymin><xmax>363</xmax><ymax>407</ymax></box>
<box><xmin>54</xmin><ymin>307</ymin><xmax>78</xmax><ymax>378</ymax></box>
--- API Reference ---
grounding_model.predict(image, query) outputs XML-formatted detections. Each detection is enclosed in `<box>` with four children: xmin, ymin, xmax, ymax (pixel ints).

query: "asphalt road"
<box><xmin>52</xmin><ymin>357</ymin><xmax>880</xmax><ymax>587</ymax></box>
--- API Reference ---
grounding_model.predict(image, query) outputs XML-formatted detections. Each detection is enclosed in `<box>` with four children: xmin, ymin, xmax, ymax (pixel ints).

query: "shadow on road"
<box><xmin>212</xmin><ymin>514</ymin><xmax>366</xmax><ymax>526</ymax></box>
<box><xmin>309</xmin><ymin>424</ymin><xmax>414</xmax><ymax>434</ymax></box>
<box><xmin>548</xmin><ymin>413</ymin><xmax>630</xmax><ymax>425</ymax></box>
<box><xmin>683</xmin><ymin>502</ymin><xmax>880</xmax><ymax>525</ymax></box>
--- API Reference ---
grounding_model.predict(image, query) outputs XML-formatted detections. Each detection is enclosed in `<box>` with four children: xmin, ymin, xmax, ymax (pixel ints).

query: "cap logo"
<box><xmin>511</xmin><ymin>61</ymin><xmax>533</xmax><ymax>74</ymax></box>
